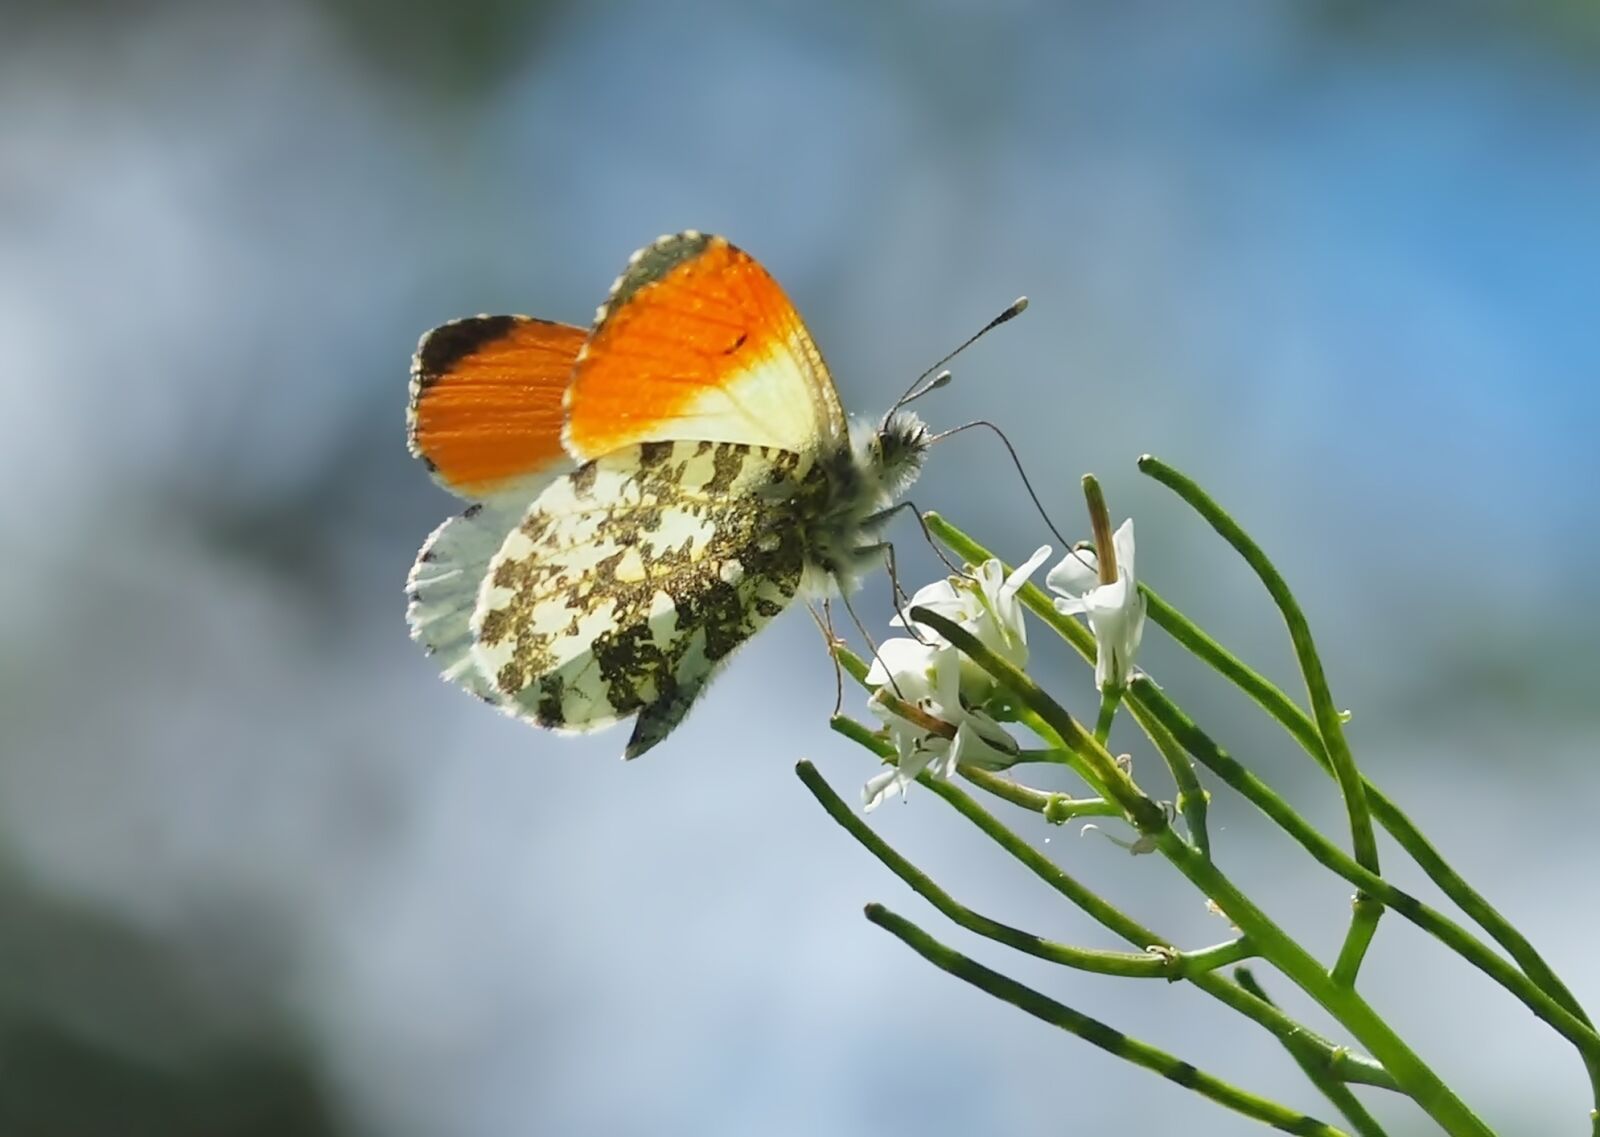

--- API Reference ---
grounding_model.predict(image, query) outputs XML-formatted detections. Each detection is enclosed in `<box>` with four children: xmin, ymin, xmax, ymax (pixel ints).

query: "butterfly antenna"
<box><xmin>926</xmin><ymin>419</ymin><xmax>1073</xmax><ymax>552</ymax></box>
<box><xmin>897</xmin><ymin>368</ymin><xmax>953</xmax><ymax>409</ymax></box>
<box><xmin>891</xmin><ymin>296</ymin><xmax>1029</xmax><ymax>413</ymax></box>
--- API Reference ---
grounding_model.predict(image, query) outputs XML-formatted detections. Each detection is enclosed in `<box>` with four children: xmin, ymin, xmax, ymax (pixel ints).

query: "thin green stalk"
<box><xmin>1012</xmin><ymin>747</ymin><xmax>1074</xmax><ymax>764</ymax></box>
<box><xmin>833</xmin><ymin>644</ymin><xmax>1102</xmax><ymax>792</ymax></box>
<box><xmin>1125</xmin><ymin>696</ymin><xmax>1211</xmax><ymax>858</ymax></box>
<box><xmin>827</xmin><ymin>712</ymin><xmax>894</xmax><ymax>756</ymax></box>
<box><xmin>1035</xmin><ymin>793</ymin><xmax>1122</xmax><ymax>823</ymax></box>
<box><xmin>833</xmin><ymin>641</ymin><xmax>872</xmax><ymax>685</ymax></box>
<box><xmin>929</xmin><ymin>513</ymin><xmax>1594</xmax><ymax>1037</ymax></box>
<box><xmin>826</xmin><ymin>712</ymin><xmax>1115</xmax><ymax>822</ymax></box>
<box><xmin>1094</xmin><ymin>686</ymin><xmax>1120</xmax><ymax>745</ymax></box>
<box><xmin>830</xmin><ymin>705</ymin><xmax>1396</xmax><ymax>1089</ymax></box>
<box><xmin>1144</xmin><ymin>580</ymin><xmax>1600</xmax><ymax>1124</ymax></box>
<box><xmin>1134</xmin><ymin>677</ymin><xmax>1600</xmax><ymax>1066</ymax></box>
<box><xmin>1155</xmin><ymin>829</ymin><xmax>1492</xmax><ymax>1136</ymax></box>
<box><xmin>1237</xmin><ymin>968</ymin><xmax>1391</xmax><ymax>1137</ymax></box>
<box><xmin>914</xmin><ymin>607</ymin><xmax>1490</xmax><ymax>1135</ymax></box>
<box><xmin>1012</xmin><ymin>705</ymin><xmax>1103</xmax><ymax>789</ymax></box>
<box><xmin>907</xmin><ymin>605</ymin><xmax>1163</xmax><ymax>832</ymax></box>
<box><xmin>797</xmin><ymin>760</ymin><xmax>1251</xmax><ymax>979</ymax></box>
<box><xmin>829</xmin><ymin>554</ymin><xmax>1395</xmax><ymax>1094</ymax></box>
<box><xmin>1137</xmin><ymin>457</ymin><xmax>1381</xmax><ymax>950</ymax></box>
<box><xmin>866</xmin><ymin>904</ymin><xmax>1353</xmax><ymax>1137</ymax></box>
<box><xmin>925</xmin><ymin>776</ymin><xmax>1399</xmax><ymax>1093</ymax></box>
<box><xmin>1333</xmin><ymin>898</ymin><xmax>1384</xmax><ymax>989</ymax></box>
<box><xmin>1140</xmin><ymin>581</ymin><xmax>1596</xmax><ymax>1029</ymax></box>
<box><xmin>924</xmin><ymin>511</ymin><xmax>1094</xmax><ymax>651</ymax></box>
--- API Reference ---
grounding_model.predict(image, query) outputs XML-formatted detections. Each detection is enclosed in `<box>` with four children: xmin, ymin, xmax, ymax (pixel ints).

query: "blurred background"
<box><xmin>5</xmin><ymin>2</ymin><xmax>1599</xmax><ymax>1133</ymax></box>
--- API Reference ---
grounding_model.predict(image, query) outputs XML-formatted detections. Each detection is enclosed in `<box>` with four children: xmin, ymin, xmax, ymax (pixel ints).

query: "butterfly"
<box><xmin>405</xmin><ymin>231</ymin><xmax>930</xmax><ymax>757</ymax></box>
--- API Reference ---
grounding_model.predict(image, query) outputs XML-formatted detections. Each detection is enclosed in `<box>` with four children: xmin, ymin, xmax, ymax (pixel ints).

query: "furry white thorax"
<box><xmin>798</xmin><ymin>409</ymin><xmax>929</xmax><ymax>598</ymax></box>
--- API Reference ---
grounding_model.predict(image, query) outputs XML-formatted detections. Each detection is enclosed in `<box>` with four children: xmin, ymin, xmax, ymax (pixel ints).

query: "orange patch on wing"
<box><xmin>564</xmin><ymin>235</ymin><xmax>816</xmax><ymax>458</ymax></box>
<box><xmin>409</xmin><ymin>315</ymin><xmax>586</xmax><ymax>497</ymax></box>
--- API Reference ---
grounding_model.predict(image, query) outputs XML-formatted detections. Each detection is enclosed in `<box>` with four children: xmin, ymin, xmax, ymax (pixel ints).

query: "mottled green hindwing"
<box><xmin>470</xmin><ymin>440</ymin><xmax>825</xmax><ymax>758</ymax></box>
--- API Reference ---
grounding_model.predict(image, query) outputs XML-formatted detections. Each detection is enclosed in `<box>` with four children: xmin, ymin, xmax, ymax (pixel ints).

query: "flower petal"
<box><xmin>1046</xmin><ymin>547</ymin><xmax>1100</xmax><ymax>598</ymax></box>
<box><xmin>865</xmin><ymin>636</ymin><xmax>940</xmax><ymax>693</ymax></box>
<box><xmin>1111</xmin><ymin>518</ymin><xmax>1136</xmax><ymax>582</ymax></box>
<box><xmin>891</xmin><ymin>579</ymin><xmax>962</xmax><ymax>629</ymax></box>
<box><xmin>862</xmin><ymin>767</ymin><xmax>904</xmax><ymax>812</ymax></box>
<box><xmin>1053</xmin><ymin>595</ymin><xmax>1089</xmax><ymax>617</ymax></box>
<box><xmin>950</xmin><ymin>715</ymin><xmax>1019</xmax><ymax>770</ymax></box>
<box><xmin>1002</xmin><ymin>545</ymin><xmax>1053</xmax><ymax>602</ymax></box>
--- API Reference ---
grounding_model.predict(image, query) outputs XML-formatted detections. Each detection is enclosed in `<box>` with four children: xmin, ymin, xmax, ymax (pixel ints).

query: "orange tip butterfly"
<box><xmin>406</xmin><ymin>232</ymin><xmax>929</xmax><ymax>757</ymax></box>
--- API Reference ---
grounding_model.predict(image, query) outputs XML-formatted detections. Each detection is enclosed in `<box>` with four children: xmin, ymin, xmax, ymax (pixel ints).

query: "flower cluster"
<box><xmin>813</xmin><ymin>462</ymin><xmax>1583</xmax><ymax>1133</ymax></box>
<box><xmin>860</xmin><ymin>520</ymin><xmax>1145</xmax><ymax>809</ymax></box>
<box><xmin>862</xmin><ymin>547</ymin><xmax>1050</xmax><ymax>810</ymax></box>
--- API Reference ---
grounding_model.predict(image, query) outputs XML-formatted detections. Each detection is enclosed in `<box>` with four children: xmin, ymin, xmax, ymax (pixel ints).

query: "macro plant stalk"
<box><xmin>804</xmin><ymin>467</ymin><xmax>1595</xmax><ymax>1136</ymax></box>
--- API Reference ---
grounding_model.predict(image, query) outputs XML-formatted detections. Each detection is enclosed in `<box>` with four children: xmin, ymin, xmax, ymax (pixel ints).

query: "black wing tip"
<box><xmin>413</xmin><ymin>314</ymin><xmax>524</xmax><ymax>389</ymax></box>
<box><xmin>606</xmin><ymin>232</ymin><xmax>719</xmax><ymax>317</ymax></box>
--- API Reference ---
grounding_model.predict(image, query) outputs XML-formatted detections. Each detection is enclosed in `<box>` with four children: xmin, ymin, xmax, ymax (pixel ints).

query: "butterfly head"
<box><xmin>803</xmin><ymin>411</ymin><xmax>930</xmax><ymax>597</ymax></box>
<box><xmin>864</xmin><ymin>408</ymin><xmax>931</xmax><ymax>506</ymax></box>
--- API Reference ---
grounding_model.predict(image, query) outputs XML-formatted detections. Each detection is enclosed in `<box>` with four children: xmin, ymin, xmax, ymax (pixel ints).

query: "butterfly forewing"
<box><xmin>563</xmin><ymin>233</ymin><xmax>847</xmax><ymax>460</ymax></box>
<box><xmin>471</xmin><ymin>439</ymin><xmax>826</xmax><ymax>757</ymax></box>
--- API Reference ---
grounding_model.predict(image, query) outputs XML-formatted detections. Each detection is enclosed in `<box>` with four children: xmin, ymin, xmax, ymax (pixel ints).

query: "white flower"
<box><xmin>864</xmin><ymin>635</ymin><xmax>959</xmax><ymax>712</ymax></box>
<box><xmin>1047</xmin><ymin>519</ymin><xmax>1145</xmax><ymax>692</ymax></box>
<box><xmin>862</xmin><ymin>637</ymin><xmax>957</xmax><ymax>810</ymax></box>
<box><xmin>857</xmin><ymin>550</ymin><xmax>1050</xmax><ymax>811</ymax></box>
<box><xmin>862</xmin><ymin>705</ymin><xmax>1017</xmax><ymax>812</ymax></box>
<box><xmin>894</xmin><ymin>545</ymin><xmax>1052</xmax><ymax>697</ymax></box>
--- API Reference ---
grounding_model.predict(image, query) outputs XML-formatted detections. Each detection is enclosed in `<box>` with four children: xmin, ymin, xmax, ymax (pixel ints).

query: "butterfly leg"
<box><xmin>851</xmin><ymin>540</ymin><xmax>933</xmax><ymax>647</ymax></box>
<box><xmin>806</xmin><ymin>598</ymin><xmax>847</xmax><ymax>716</ymax></box>
<box><xmin>836</xmin><ymin>583</ymin><xmax>908</xmax><ymax>700</ymax></box>
<box><xmin>861</xmin><ymin>499</ymin><xmax>965</xmax><ymax>577</ymax></box>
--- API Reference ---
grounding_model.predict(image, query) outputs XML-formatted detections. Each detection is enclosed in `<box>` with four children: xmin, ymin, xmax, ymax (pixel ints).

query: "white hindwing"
<box><xmin>470</xmin><ymin>439</ymin><xmax>824</xmax><ymax>758</ymax></box>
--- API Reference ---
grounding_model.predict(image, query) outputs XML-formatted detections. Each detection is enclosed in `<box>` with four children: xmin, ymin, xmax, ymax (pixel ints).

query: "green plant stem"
<box><xmin>1137</xmin><ymin>456</ymin><xmax>1382</xmax><ymax>953</ymax></box>
<box><xmin>1125</xmin><ymin>696</ymin><xmax>1211</xmax><ymax>858</ymax></box>
<box><xmin>833</xmin><ymin>644</ymin><xmax>1104</xmax><ymax>793</ymax></box>
<box><xmin>1012</xmin><ymin>747</ymin><xmax>1075</xmax><ymax>764</ymax></box>
<box><xmin>1094</xmin><ymin>686</ymin><xmax>1120</xmax><ymax>745</ymax></box>
<box><xmin>797</xmin><ymin>760</ymin><xmax>1251</xmax><ymax>979</ymax></box>
<box><xmin>1133</xmin><ymin>676</ymin><xmax>1600</xmax><ymax>1067</ymax></box>
<box><xmin>1036</xmin><ymin>792</ymin><xmax>1123</xmax><ymax>823</ymax></box>
<box><xmin>866</xmin><ymin>903</ymin><xmax>1353</xmax><ymax>1137</ymax></box>
<box><xmin>830</xmin><ymin>575</ymin><xmax>1395</xmax><ymax>1095</ymax></box>
<box><xmin>924</xmin><ymin>775</ymin><xmax>1399</xmax><ymax>1093</ymax></box>
<box><xmin>927</xmin><ymin>514</ymin><xmax>1596</xmax><ymax>1070</ymax></box>
<box><xmin>1333</xmin><ymin>897</ymin><xmax>1384</xmax><ymax>989</ymax></box>
<box><xmin>826</xmin><ymin>715</ymin><xmax>1117</xmax><ymax>821</ymax></box>
<box><xmin>832</xmin><ymin>641</ymin><xmax>872</xmax><ymax>685</ymax></box>
<box><xmin>1139</xmin><ymin>580</ymin><xmax>1595</xmax><ymax>1027</ymax></box>
<box><xmin>911</xmin><ymin>606</ymin><xmax>1490</xmax><ymax>1135</ymax></box>
<box><xmin>908</xmin><ymin>605</ymin><xmax>1162</xmax><ymax>831</ymax></box>
<box><xmin>827</xmin><ymin>710</ymin><xmax>1396</xmax><ymax>1091</ymax></box>
<box><xmin>826</xmin><ymin>712</ymin><xmax>893</xmax><ymax>755</ymax></box>
<box><xmin>923</xmin><ymin>514</ymin><xmax>1098</xmax><ymax>661</ymax></box>
<box><xmin>1237</xmin><ymin>968</ymin><xmax>1391</xmax><ymax>1137</ymax></box>
<box><xmin>1156</xmin><ymin>829</ymin><xmax>1491</xmax><ymax>1136</ymax></box>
